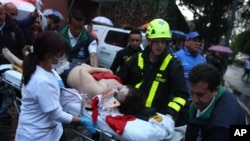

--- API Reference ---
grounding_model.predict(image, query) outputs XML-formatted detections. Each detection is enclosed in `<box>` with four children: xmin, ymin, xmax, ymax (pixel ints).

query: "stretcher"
<box><xmin>0</xmin><ymin>64</ymin><xmax>22</xmax><ymax>114</ymax></box>
<box><xmin>0</xmin><ymin>65</ymin><xmax>185</xmax><ymax>141</ymax></box>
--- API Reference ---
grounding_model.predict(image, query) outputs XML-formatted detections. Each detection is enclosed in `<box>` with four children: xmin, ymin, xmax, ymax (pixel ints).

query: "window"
<box><xmin>104</xmin><ymin>30</ymin><xmax>129</xmax><ymax>48</ymax></box>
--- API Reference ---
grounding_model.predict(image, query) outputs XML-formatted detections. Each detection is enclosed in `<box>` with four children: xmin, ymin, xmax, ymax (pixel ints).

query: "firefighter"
<box><xmin>116</xmin><ymin>18</ymin><xmax>189</xmax><ymax>126</ymax></box>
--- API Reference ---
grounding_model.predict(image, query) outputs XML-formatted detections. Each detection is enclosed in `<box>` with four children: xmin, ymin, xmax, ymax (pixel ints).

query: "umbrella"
<box><xmin>171</xmin><ymin>30</ymin><xmax>187</xmax><ymax>41</ymax></box>
<box><xmin>43</xmin><ymin>9</ymin><xmax>64</xmax><ymax>20</ymax></box>
<box><xmin>92</xmin><ymin>16</ymin><xmax>113</xmax><ymax>27</ymax></box>
<box><xmin>208</xmin><ymin>45</ymin><xmax>233</xmax><ymax>54</ymax></box>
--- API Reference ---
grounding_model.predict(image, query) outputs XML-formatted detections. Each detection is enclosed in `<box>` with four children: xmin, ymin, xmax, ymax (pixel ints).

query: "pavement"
<box><xmin>223</xmin><ymin>64</ymin><xmax>250</xmax><ymax>120</ymax></box>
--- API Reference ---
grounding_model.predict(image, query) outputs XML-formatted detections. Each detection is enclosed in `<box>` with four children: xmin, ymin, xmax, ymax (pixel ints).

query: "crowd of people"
<box><xmin>0</xmin><ymin>1</ymin><xmax>248</xmax><ymax>141</ymax></box>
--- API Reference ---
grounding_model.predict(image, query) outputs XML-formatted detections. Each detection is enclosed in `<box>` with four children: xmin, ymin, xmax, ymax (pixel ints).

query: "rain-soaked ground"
<box><xmin>224</xmin><ymin>64</ymin><xmax>250</xmax><ymax>122</ymax></box>
<box><xmin>233</xmin><ymin>89</ymin><xmax>250</xmax><ymax>122</ymax></box>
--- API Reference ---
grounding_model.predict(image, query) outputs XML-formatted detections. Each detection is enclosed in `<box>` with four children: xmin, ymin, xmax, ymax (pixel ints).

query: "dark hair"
<box><xmin>47</xmin><ymin>14</ymin><xmax>60</xmax><ymax>24</ymax></box>
<box><xmin>119</xmin><ymin>85</ymin><xmax>145</xmax><ymax>115</ymax></box>
<box><xmin>189</xmin><ymin>64</ymin><xmax>220</xmax><ymax>92</ymax></box>
<box><xmin>45</xmin><ymin>14</ymin><xmax>60</xmax><ymax>31</ymax></box>
<box><xmin>68</xmin><ymin>9</ymin><xmax>85</xmax><ymax>23</ymax></box>
<box><xmin>87</xmin><ymin>23</ymin><xmax>93</xmax><ymax>27</ymax></box>
<box><xmin>22</xmin><ymin>31</ymin><xmax>70</xmax><ymax>85</ymax></box>
<box><xmin>129</xmin><ymin>29</ymin><xmax>142</xmax><ymax>36</ymax></box>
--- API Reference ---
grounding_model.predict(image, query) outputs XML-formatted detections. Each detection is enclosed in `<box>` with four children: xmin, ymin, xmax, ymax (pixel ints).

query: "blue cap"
<box><xmin>186</xmin><ymin>32</ymin><xmax>202</xmax><ymax>40</ymax></box>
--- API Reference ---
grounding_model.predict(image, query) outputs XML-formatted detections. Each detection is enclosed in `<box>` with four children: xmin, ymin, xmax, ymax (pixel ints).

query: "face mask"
<box><xmin>51</xmin><ymin>54</ymin><xmax>66</xmax><ymax>69</ymax></box>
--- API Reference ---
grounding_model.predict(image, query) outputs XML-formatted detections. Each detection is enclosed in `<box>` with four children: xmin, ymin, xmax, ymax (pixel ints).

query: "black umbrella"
<box><xmin>171</xmin><ymin>30</ymin><xmax>187</xmax><ymax>41</ymax></box>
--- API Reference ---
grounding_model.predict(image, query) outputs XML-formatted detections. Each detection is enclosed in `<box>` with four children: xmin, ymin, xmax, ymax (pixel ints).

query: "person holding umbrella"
<box><xmin>174</xmin><ymin>31</ymin><xmax>206</xmax><ymax>126</ymax></box>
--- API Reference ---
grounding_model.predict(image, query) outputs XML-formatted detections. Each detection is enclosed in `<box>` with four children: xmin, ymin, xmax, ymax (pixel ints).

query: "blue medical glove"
<box><xmin>80</xmin><ymin>116</ymin><xmax>96</xmax><ymax>134</ymax></box>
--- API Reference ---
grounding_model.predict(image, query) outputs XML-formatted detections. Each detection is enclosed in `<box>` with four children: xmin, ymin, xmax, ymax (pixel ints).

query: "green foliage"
<box><xmin>178</xmin><ymin>0</ymin><xmax>234</xmax><ymax>49</ymax></box>
<box><xmin>234</xmin><ymin>59</ymin><xmax>245</xmax><ymax>66</ymax></box>
<box><xmin>231</xmin><ymin>30</ymin><xmax>250</xmax><ymax>55</ymax></box>
<box><xmin>239</xmin><ymin>0</ymin><xmax>250</xmax><ymax>30</ymax></box>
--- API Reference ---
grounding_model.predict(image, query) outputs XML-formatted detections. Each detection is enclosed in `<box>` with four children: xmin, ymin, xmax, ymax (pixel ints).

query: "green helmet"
<box><xmin>146</xmin><ymin>18</ymin><xmax>172</xmax><ymax>39</ymax></box>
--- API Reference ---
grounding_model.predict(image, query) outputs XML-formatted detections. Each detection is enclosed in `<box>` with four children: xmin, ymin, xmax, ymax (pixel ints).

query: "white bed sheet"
<box><xmin>0</xmin><ymin>64</ymin><xmax>22</xmax><ymax>89</ymax></box>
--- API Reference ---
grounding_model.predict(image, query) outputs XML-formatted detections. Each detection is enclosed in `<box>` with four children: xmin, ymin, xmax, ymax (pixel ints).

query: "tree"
<box><xmin>231</xmin><ymin>30</ymin><xmax>250</xmax><ymax>55</ymax></box>
<box><xmin>225</xmin><ymin>0</ymin><xmax>238</xmax><ymax>47</ymax></box>
<box><xmin>178</xmin><ymin>0</ymin><xmax>237</xmax><ymax>49</ymax></box>
<box><xmin>239</xmin><ymin>0</ymin><xmax>250</xmax><ymax>30</ymax></box>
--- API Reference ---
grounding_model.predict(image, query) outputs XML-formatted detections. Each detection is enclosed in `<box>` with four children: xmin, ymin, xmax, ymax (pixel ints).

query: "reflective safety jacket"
<box><xmin>117</xmin><ymin>47</ymin><xmax>189</xmax><ymax>118</ymax></box>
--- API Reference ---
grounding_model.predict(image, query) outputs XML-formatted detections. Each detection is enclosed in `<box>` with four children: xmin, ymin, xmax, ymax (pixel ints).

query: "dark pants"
<box><xmin>242</xmin><ymin>68</ymin><xmax>250</xmax><ymax>81</ymax></box>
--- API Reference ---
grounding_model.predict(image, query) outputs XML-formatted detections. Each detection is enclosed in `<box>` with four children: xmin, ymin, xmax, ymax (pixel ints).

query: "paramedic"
<box><xmin>15</xmin><ymin>31</ymin><xmax>96</xmax><ymax>141</ymax></box>
<box><xmin>116</xmin><ymin>18</ymin><xmax>189</xmax><ymax>126</ymax></box>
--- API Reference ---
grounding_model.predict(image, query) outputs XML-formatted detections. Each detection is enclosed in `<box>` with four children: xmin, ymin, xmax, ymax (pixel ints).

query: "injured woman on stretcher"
<box><xmin>2</xmin><ymin>47</ymin><xmax>184</xmax><ymax>141</ymax></box>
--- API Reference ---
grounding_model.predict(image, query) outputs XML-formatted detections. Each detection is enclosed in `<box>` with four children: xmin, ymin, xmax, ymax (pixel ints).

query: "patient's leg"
<box><xmin>2</xmin><ymin>48</ymin><xmax>23</xmax><ymax>66</ymax></box>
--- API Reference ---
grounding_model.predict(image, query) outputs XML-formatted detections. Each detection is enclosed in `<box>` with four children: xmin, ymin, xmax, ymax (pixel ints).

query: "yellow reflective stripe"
<box><xmin>136</xmin><ymin>53</ymin><xmax>173</xmax><ymax>108</ymax></box>
<box><xmin>143</xmin><ymin>54</ymin><xmax>173</xmax><ymax>107</ymax></box>
<box><xmin>136</xmin><ymin>53</ymin><xmax>143</xmax><ymax>89</ymax></box>
<box><xmin>135</xmin><ymin>82</ymin><xmax>142</xmax><ymax>89</ymax></box>
<box><xmin>173</xmin><ymin>97</ymin><xmax>186</xmax><ymax>107</ymax></box>
<box><xmin>156</xmin><ymin>73</ymin><xmax>162</xmax><ymax>77</ymax></box>
<box><xmin>138</xmin><ymin>53</ymin><xmax>143</xmax><ymax>69</ymax></box>
<box><xmin>168</xmin><ymin>101</ymin><xmax>181</xmax><ymax>112</ymax></box>
<box><xmin>160</xmin><ymin>54</ymin><xmax>173</xmax><ymax>71</ymax></box>
<box><xmin>145</xmin><ymin>80</ymin><xmax>159</xmax><ymax>107</ymax></box>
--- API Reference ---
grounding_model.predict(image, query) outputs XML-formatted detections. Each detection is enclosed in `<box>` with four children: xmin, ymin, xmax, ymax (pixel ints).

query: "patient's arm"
<box><xmin>2</xmin><ymin>47</ymin><xmax>23</xmax><ymax>66</ymax></box>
